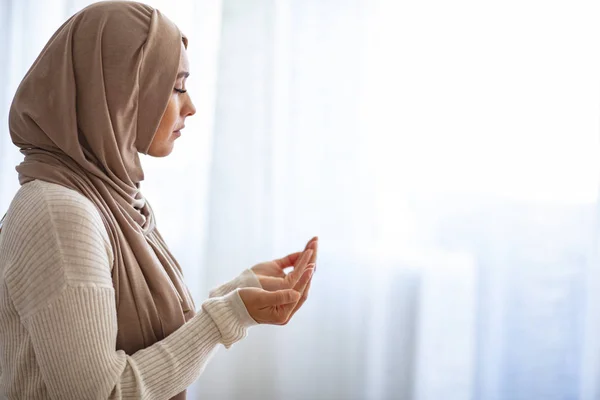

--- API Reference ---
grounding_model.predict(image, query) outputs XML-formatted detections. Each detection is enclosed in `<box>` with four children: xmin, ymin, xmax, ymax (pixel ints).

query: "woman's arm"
<box><xmin>4</xmin><ymin>183</ymin><xmax>256</xmax><ymax>399</ymax></box>
<box><xmin>21</xmin><ymin>284</ymin><xmax>254</xmax><ymax>399</ymax></box>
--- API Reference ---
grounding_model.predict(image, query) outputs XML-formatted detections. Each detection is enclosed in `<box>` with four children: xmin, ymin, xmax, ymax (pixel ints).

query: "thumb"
<box><xmin>263</xmin><ymin>289</ymin><xmax>301</xmax><ymax>306</ymax></box>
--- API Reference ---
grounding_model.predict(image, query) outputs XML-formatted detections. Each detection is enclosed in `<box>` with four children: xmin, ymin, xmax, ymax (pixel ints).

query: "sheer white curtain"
<box><xmin>1</xmin><ymin>1</ymin><xmax>600</xmax><ymax>399</ymax></box>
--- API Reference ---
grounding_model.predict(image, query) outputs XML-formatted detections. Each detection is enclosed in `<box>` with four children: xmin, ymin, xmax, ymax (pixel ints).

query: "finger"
<box><xmin>303</xmin><ymin>237</ymin><xmax>318</xmax><ymax>272</ymax></box>
<box><xmin>286</xmin><ymin>249</ymin><xmax>313</xmax><ymax>286</ymax></box>
<box><xmin>262</xmin><ymin>289</ymin><xmax>301</xmax><ymax>306</ymax></box>
<box><xmin>294</xmin><ymin>264</ymin><xmax>314</xmax><ymax>292</ymax></box>
<box><xmin>285</xmin><ymin>276</ymin><xmax>313</xmax><ymax>323</ymax></box>
<box><xmin>281</xmin><ymin>266</ymin><xmax>314</xmax><ymax>324</ymax></box>
<box><xmin>274</xmin><ymin>251</ymin><xmax>303</xmax><ymax>269</ymax></box>
<box><xmin>304</xmin><ymin>236</ymin><xmax>318</xmax><ymax>250</ymax></box>
<box><xmin>274</xmin><ymin>238</ymin><xmax>317</xmax><ymax>270</ymax></box>
<box><xmin>308</xmin><ymin>239</ymin><xmax>318</xmax><ymax>271</ymax></box>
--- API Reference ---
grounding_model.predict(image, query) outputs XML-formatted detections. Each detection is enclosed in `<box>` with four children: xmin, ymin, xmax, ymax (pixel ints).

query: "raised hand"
<box><xmin>238</xmin><ymin>266</ymin><xmax>314</xmax><ymax>325</ymax></box>
<box><xmin>248</xmin><ymin>237</ymin><xmax>319</xmax><ymax>325</ymax></box>
<box><xmin>251</xmin><ymin>237</ymin><xmax>319</xmax><ymax>292</ymax></box>
<box><xmin>285</xmin><ymin>237</ymin><xmax>318</xmax><ymax>323</ymax></box>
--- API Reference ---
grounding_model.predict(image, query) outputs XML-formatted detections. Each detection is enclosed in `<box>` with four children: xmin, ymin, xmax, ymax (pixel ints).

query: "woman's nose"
<box><xmin>185</xmin><ymin>98</ymin><xmax>196</xmax><ymax>117</ymax></box>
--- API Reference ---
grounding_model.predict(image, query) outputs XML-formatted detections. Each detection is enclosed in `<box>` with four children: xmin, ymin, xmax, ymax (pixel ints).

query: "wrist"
<box><xmin>208</xmin><ymin>269</ymin><xmax>263</xmax><ymax>298</ymax></box>
<box><xmin>243</xmin><ymin>268</ymin><xmax>263</xmax><ymax>289</ymax></box>
<box><xmin>202</xmin><ymin>289</ymin><xmax>258</xmax><ymax>348</ymax></box>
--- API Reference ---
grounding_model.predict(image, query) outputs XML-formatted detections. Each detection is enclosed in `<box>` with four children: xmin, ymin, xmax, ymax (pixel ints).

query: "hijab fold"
<box><xmin>8</xmin><ymin>2</ymin><xmax>195</xmax><ymax>399</ymax></box>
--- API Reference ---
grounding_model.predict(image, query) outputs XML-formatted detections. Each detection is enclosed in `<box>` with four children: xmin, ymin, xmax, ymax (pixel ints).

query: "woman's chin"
<box><xmin>148</xmin><ymin>142</ymin><xmax>174</xmax><ymax>158</ymax></box>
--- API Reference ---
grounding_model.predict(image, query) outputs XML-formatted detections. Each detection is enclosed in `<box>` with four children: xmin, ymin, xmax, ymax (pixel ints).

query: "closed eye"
<box><xmin>174</xmin><ymin>88</ymin><xmax>187</xmax><ymax>94</ymax></box>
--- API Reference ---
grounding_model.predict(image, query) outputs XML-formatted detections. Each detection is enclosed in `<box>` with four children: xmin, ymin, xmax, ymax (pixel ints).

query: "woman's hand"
<box><xmin>239</xmin><ymin>250</ymin><xmax>315</xmax><ymax>325</ymax></box>
<box><xmin>248</xmin><ymin>237</ymin><xmax>319</xmax><ymax>324</ymax></box>
<box><xmin>251</xmin><ymin>237</ymin><xmax>319</xmax><ymax>292</ymax></box>
<box><xmin>286</xmin><ymin>237</ymin><xmax>318</xmax><ymax>322</ymax></box>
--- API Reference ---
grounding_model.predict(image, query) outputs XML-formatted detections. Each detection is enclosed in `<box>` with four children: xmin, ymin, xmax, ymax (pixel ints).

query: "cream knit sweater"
<box><xmin>0</xmin><ymin>179</ymin><xmax>262</xmax><ymax>399</ymax></box>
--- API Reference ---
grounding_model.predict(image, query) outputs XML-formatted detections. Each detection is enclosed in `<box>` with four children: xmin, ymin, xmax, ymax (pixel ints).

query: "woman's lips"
<box><xmin>173</xmin><ymin>125</ymin><xmax>184</xmax><ymax>138</ymax></box>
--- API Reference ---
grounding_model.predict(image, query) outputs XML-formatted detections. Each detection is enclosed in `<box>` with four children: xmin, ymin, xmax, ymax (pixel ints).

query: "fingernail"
<box><xmin>308</xmin><ymin>269</ymin><xmax>314</xmax><ymax>278</ymax></box>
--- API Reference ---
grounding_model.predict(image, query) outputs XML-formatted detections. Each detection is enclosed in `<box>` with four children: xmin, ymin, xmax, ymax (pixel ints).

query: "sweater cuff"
<box><xmin>208</xmin><ymin>269</ymin><xmax>263</xmax><ymax>298</ymax></box>
<box><xmin>202</xmin><ymin>288</ymin><xmax>258</xmax><ymax>349</ymax></box>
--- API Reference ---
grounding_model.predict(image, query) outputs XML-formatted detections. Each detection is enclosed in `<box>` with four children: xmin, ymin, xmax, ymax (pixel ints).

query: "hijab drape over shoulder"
<box><xmin>9</xmin><ymin>2</ymin><xmax>195</xmax><ymax>397</ymax></box>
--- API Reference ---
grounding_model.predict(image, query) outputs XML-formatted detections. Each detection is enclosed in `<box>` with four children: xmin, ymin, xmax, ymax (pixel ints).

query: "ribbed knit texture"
<box><xmin>0</xmin><ymin>180</ymin><xmax>261</xmax><ymax>399</ymax></box>
<box><xmin>209</xmin><ymin>269</ymin><xmax>262</xmax><ymax>299</ymax></box>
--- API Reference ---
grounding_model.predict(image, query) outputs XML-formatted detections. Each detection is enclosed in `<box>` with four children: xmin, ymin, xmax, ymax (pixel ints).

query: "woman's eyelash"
<box><xmin>174</xmin><ymin>88</ymin><xmax>187</xmax><ymax>94</ymax></box>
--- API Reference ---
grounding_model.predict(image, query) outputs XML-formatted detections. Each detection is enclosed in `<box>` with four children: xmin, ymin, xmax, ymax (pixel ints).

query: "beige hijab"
<box><xmin>7</xmin><ymin>1</ymin><xmax>196</xmax><ymax>398</ymax></box>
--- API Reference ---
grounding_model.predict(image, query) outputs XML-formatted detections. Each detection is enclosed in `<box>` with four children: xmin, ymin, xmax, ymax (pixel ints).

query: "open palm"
<box><xmin>251</xmin><ymin>237</ymin><xmax>318</xmax><ymax>292</ymax></box>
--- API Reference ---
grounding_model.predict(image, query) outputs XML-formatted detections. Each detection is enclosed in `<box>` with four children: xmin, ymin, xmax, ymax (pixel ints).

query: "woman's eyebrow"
<box><xmin>177</xmin><ymin>71</ymin><xmax>190</xmax><ymax>79</ymax></box>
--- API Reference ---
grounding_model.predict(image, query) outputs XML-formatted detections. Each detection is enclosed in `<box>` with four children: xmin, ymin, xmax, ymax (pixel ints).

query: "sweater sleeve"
<box><xmin>208</xmin><ymin>269</ymin><xmax>263</xmax><ymax>298</ymax></box>
<box><xmin>3</xmin><ymin>181</ymin><xmax>257</xmax><ymax>399</ymax></box>
<box><xmin>22</xmin><ymin>286</ymin><xmax>254</xmax><ymax>399</ymax></box>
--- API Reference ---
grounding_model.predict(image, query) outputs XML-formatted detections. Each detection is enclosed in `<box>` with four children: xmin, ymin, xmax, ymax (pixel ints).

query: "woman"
<box><xmin>0</xmin><ymin>1</ymin><xmax>318</xmax><ymax>399</ymax></box>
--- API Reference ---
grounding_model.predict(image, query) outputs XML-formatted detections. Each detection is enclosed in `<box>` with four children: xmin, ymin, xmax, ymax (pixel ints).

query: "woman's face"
<box><xmin>148</xmin><ymin>42</ymin><xmax>196</xmax><ymax>157</ymax></box>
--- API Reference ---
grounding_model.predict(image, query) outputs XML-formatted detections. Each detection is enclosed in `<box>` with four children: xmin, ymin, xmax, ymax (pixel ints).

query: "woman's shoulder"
<box><xmin>0</xmin><ymin>179</ymin><xmax>114</xmax><ymax>317</ymax></box>
<box><xmin>20</xmin><ymin>179</ymin><xmax>101</xmax><ymax>217</ymax></box>
<box><xmin>8</xmin><ymin>179</ymin><xmax>107</xmax><ymax>236</ymax></box>
<box><xmin>3</xmin><ymin>180</ymin><xmax>110</xmax><ymax>248</ymax></box>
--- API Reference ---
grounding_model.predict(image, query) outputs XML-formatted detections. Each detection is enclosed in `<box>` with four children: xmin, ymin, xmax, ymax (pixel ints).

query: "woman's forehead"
<box><xmin>179</xmin><ymin>43</ymin><xmax>189</xmax><ymax>72</ymax></box>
